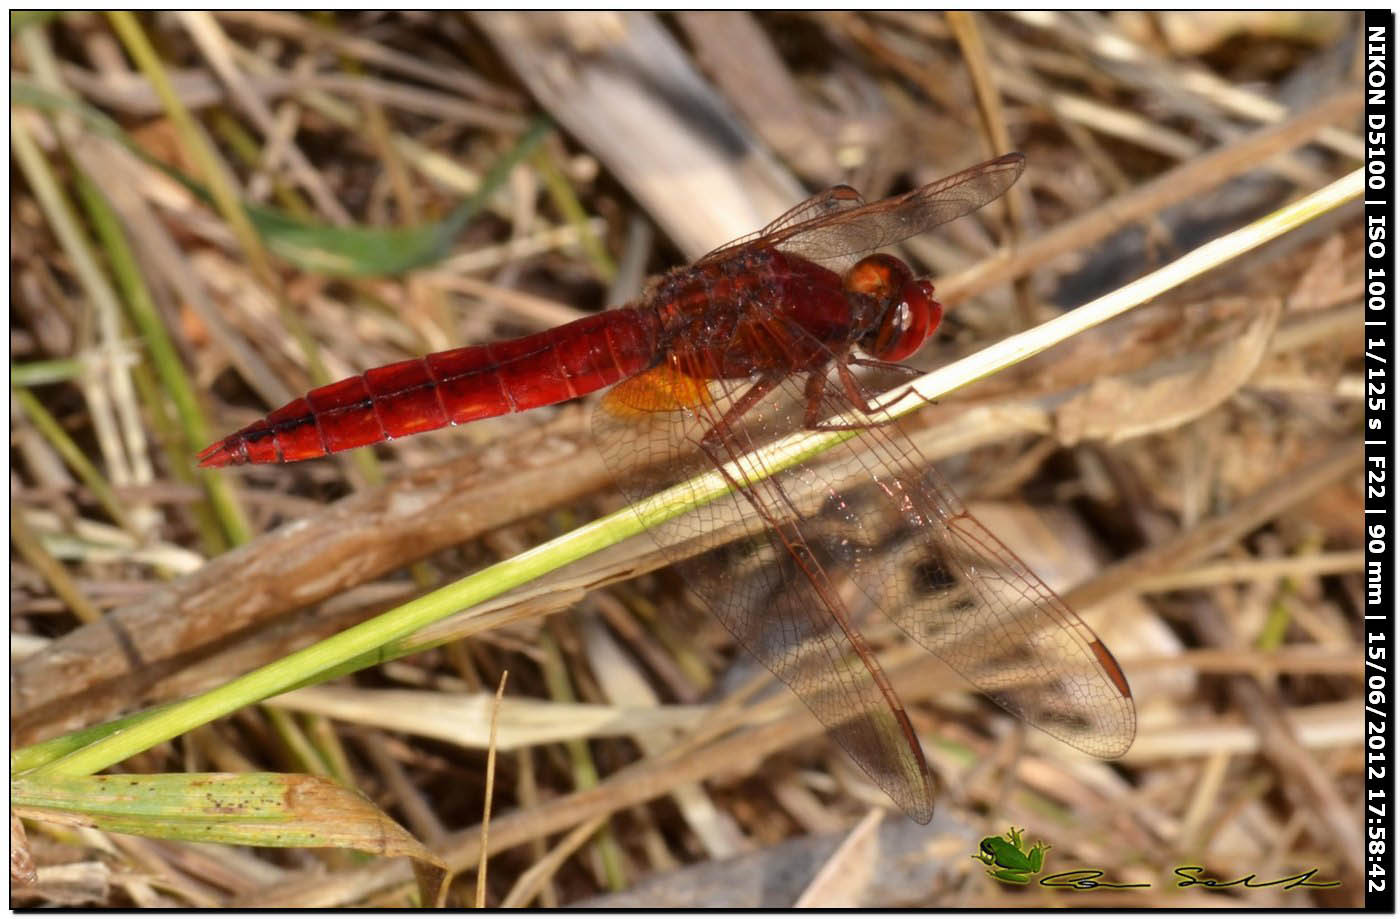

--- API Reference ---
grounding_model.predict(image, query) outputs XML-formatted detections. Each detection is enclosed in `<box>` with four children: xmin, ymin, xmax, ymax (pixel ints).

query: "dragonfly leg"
<box><xmin>695</xmin><ymin>372</ymin><xmax>820</xmax><ymax>531</ymax></box>
<box><xmin>696</xmin><ymin>374</ymin><xmax>783</xmax><ymax>454</ymax></box>
<box><xmin>801</xmin><ymin>361</ymin><xmax>927</xmax><ymax>431</ymax></box>
<box><xmin>849</xmin><ymin>356</ymin><xmax>922</xmax><ymax>378</ymax></box>
<box><xmin>844</xmin><ymin>359</ymin><xmax>938</xmax><ymax>414</ymax></box>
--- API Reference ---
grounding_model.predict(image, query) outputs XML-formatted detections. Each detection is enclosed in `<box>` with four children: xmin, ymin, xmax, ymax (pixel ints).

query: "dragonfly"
<box><xmin>200</xmin><ymin>153</ymin><xmax>1136</xmax><ymax>823</ymax></box>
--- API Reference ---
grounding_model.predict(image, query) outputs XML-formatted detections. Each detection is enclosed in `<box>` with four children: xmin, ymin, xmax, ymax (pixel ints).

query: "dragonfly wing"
<box><xmin>598</xmin><ymin>352</ymin><xmax>1135</xmax><ymax>774</ymax></box>
<box><xmin>794</xmin><ymin>375</ymin><xmax>1137</xmax><ymax>758</ymax></box>
<box><xmin>706</xmin><ymin>154</ymin><xmax>1025</xmax><ymax>274</ymax></box>
<box><xmin>696</xmin><ymin>185</ymin><xmax>866</xmax><ymax>267</ymax></box>
<box><xmin>695</xmin><ymin>155</ymin><xmax>1022</xmax><ymax>275</ymax></box>
<box><xmin>768</xmin><ymin>153</ymin><xmax>1025</xmax><ymax>269</ymax></box>
<box><xmin>596</xmin><ymin>360</ymin><xmax>937</xmax><ymax>823</ymax></box>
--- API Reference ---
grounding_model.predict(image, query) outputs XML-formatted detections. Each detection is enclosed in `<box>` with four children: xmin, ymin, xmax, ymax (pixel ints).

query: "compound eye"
<box><xmin>868</xmin><ymin>279</ymin><xmax>941</xmax><ymax>363</ymax></box>
<box><xmin>845</xmin><ymin>253</ymin><xmax>909</xmax><ymax>300</ymax></box>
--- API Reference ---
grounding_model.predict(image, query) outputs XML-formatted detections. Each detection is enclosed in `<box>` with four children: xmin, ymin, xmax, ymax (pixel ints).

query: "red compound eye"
<box><xmin>847</xmin><ymin>255</ymin><xmax>942</xmax><ymax>363</ymax></box>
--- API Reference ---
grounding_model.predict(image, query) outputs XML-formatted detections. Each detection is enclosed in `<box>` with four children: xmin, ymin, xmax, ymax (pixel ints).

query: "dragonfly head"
<box><xmin>847</xmin><ymin>254</ymin><xmax>942</xmax><ymax>363</ymax></box>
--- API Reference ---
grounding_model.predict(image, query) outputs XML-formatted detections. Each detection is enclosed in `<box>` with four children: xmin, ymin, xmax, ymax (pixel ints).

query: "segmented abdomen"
<box><xmin>197</xmin><ymin>308</ymin><xmax>659</xmax><ymax>466</ymax></box>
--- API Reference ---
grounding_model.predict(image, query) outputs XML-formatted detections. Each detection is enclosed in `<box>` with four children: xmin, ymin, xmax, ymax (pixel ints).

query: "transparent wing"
<box><xmin>597</xmin><ymin>358</ymin><xmax>936</xmax><ymax>823</ymax></box>
<box><xmin>696</xmin><ymin>185</ymin><xmax>866</xmax><ymax>267</ymax></box>
<box><xmin>593</xmin><ymin>341</ymin><xmax>1134</xmax><ymax>822</ymax></box>
<box><xmin>791</xmin><ymin>372</ymin><xmax>1136</xmax><ymax>759</ymax></box>
<box><xmin>696</xmin><ymin>154</ymin><xmax>1024</xmax><ymax>273</ymax></box>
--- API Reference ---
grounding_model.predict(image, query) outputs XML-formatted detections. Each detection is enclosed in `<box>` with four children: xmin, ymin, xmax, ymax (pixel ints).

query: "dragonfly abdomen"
<box><xmin>197</xmin><ymin>308</ymin><xmax>660</xmax><ymax>466</ymax></box>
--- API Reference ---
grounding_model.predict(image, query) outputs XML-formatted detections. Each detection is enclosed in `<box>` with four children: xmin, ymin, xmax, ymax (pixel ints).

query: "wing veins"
<box><xmin>797</xmin><ymin>376</ymin><xmax>1137</xmax><ymax>757</ymax></box>
<box><xmin>695</xmin><ymin>154</ymin><xmax>1025</xmax><ymax>268</ymax></box>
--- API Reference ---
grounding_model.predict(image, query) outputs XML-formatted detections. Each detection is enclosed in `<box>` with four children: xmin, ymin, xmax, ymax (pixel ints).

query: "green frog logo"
<box><xmin>972</xmin><ymin>826</ymin><xmax>1051</xmax><ymax>885</ymax></box>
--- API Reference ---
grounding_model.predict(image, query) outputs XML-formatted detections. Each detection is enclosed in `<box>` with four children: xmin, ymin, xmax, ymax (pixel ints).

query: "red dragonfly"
<box><xmin>200</xmin><ymin>153</ymin><xmax>1135</xmax><ymax>823</ymax></box>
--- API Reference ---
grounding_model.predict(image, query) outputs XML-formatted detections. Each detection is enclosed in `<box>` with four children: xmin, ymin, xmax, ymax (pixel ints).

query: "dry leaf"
<box><xmin>1054</xmin><ymin>295</ymin><xmax>1283</xmax><ymax>444</ymax></box>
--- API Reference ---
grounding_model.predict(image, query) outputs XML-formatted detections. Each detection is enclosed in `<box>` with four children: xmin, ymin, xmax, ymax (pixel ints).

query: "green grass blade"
<box><xmin>12</xmin><ymin>772</ymin><xmax>449</xmax><ymax>904</ymax></box>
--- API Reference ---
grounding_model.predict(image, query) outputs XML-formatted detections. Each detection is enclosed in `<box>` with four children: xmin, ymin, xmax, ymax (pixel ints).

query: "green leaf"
<box><xmin>14</xmin><ymin>772</ymin><xmax>449</xmax><ymax>904</ymax></box>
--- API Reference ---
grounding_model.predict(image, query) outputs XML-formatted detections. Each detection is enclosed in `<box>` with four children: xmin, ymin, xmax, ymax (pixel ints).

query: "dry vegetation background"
<box><xmin>10</xmin><ymin>10</ymin><xmax>1367</xmax><ymax>908</ymax></box>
